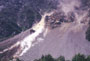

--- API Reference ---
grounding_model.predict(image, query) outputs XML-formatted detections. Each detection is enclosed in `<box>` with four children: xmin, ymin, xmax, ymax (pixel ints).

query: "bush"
<box><xmin>86</xmin><ymin>56</ymin><xmax>90</xmax><ymax>61</ymax></box>
<box><xmin>56</xmin><ymin>56</ymin><xmax>65</xmax><ymax>61</ymax></box>
<box><xmin>34</xmin><ymin>55</ymin><xmax>55</xmax><ymax>61</ymax></box>
<box><xmin>72</xmin><ymin>54</ymin><xmax>86</xmax><ymax>61</ymax></box>
<box><xmin>86</xmin><ymin>26</ymin><xmax>90</xmax><ymax>41</ymax></box>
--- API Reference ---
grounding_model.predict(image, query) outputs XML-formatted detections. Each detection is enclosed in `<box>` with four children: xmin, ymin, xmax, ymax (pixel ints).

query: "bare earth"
<box><xmin>20</xmin><ymin>23</ymin><xmax>90</xmax><ymax>61</ymax></box>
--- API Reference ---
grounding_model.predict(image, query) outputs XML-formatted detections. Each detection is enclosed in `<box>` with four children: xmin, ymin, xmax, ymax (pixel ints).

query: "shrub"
<box><xmin>72</xmin><ymin>54</ymin><xmax>86</xmax><ymax>61</ymax></box>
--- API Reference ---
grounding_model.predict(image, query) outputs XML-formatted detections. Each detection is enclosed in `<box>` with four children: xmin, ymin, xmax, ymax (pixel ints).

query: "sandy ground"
<box><xmin>20</xmin><ymin>23</ymin><xmax>90</xmax><ymax>61</ymax></box>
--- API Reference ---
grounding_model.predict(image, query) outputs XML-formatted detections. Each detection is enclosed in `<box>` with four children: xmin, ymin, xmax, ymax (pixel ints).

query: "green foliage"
<box><xmin>86</xmin><ymin>56</ymin><xmax>90</xmax><ymax>61</ymax></box>
<box><xmin>72</xmin><ymin>54</ymin><xmax>86</xmax><ymax>61</ymax></box>
<box><xmin>34</xmin><ymin>55</ymin><xmax>66</xmax><ymax>61</ymax></box>
<box><xmin>16</xmin><ymin>58</ymin><xmax>22</xmax><ymax>61</ymax></box>
<box><xmin>8</xmin><ymin>54</ymin><xmax>90</xmax><ymax>61</ymax></box>
<box><xmin>86</xmin><ymin>26</ymin><xmax>90</xmax><ymax>41</ymax></box>
<box><xmin>17</xmin><ymin>5</ymin><xmax>41</xmax><ymax>31</ymax></box>
<box><xmin>35</xmin><ymin>55</ymin><xmax>55</xmax><ymax>61</ymax></box>
<box><xmin>72</xmin><ymin>54</ymin><xmax>90</xmax><ymax>61</ymax></box>
<box><xmin>56</xmin><ymin>56</ymin><xmax>65</xmax><ymax>61</ymax></box>
<box><xmin>0</xmin><ymin>0</ymin><xmax>41</xmax><ymax>42</ymax></box>
<box><xmin>34</xmin><ymin>54</ymin><xmax>90</xmax><ymax>61</ymax></box>
<box><xmin>43</xmin><ymin>55</ymin><xmax>55</xmax><ymax>61</ymax></box>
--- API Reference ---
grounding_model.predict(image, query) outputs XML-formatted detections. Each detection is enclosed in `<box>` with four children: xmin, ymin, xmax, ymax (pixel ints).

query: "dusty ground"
<box><xmin>20</xmin><ymin>22</ymin><xmax>90</xmax><ymax>61</ymax></box>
